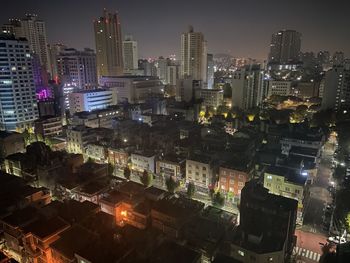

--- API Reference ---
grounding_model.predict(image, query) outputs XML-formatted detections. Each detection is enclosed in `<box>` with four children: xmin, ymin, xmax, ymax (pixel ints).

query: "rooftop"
<box><xmin>265</xmin><ymin>166</ymin><xmax>308</xmax><ymax>185</ymax></box>
<box><xmin>24</xmin><ymin>216</ymin><xmax>69</xmax><ymax>240</ymax></box>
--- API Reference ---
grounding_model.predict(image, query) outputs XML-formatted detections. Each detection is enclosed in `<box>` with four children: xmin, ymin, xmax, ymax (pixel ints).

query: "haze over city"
<box><xmin>1</xmin><ymin>0</ymin><xmax>350</xmax><ymax>59</ymax></box>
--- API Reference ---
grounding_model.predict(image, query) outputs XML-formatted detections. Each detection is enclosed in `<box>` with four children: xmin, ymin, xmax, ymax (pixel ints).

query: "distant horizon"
<box><xmin>1</xmin><ymin>0</ymin><xmax>349</xmax><ymax>60</ymax></box>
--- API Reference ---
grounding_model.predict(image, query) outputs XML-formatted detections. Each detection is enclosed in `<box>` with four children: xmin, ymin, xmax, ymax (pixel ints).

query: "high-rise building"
<box><xmin>123</xmin><ymin>35</ymin><xmax>138</xmax><ymax>71</ymax></box>
<box><xmin>0</xmin><ymin>34</ymin><xmax>39</xmax><ymax>130</ymax></box>
<box><xmin>47</xmin><ymin>43</ymin><xmax>67</xmax><ymax>81</ymax></box>
<box><xmin>322</xmin><ymin>65</ymin><xmax>350</xmax><ymax>111</ymax></box>
<box><xmin>332</xmin><ymin>51</ymin><xmax>345</xmax><ymax>66</ymax></box>
<box><xmin>167</xmin><ymin>64</ymin><xmax>179</xmax><ymax>86</ymax></box>
<box><xmin>180</xmin><ymin>26</ymin><xmax>207</xmax><ymax>82</ymax></box>
<box><xmin>94</xmin><ymin>10</ymin><xmax>123</xmax><ymax>80</ymax></box>
<box><xmin>3</xmin><ymin>15</ymin><xmax>50</xmax><ymax>71</ymax></box>
<box><xmin>156</xmin><ymin>57</ymin><xmax>168</xmax><ymax>83</ymax></box>
<box><xmin>317</xmin><ymin>51</ymin><xmax>330</xmax><ymax>65</ymax></box>
<box><xmin>268</xmin><ymin>30</ymin><xmax>301</xmax><ymax>64</ymax></box>
<box><xmin>207</xmin><ymin>53</ymin><xmax>214</xmax><ymax>88</ymax></box>
<box><xmin>231</xmin><ymin>64</ymin><xmax>265</xmax><ymax>109</ymax></box>
<box><xmin>56</xmin><ymin>48</ymin><xmax>97</xmax><ymax>90</ymax></box>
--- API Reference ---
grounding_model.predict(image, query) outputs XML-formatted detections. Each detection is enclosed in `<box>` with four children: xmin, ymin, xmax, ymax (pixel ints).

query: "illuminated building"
<box><xmin>263</xmin><ymin>166</ymin><xmax>308</xmax><ymax>225</ymax></box>
<box><xmin>267</xmin><ymin>80</ymin><xmax>292</xmax><ymax>97</ymax></box>
<box><xmin>0</xmin><ymin>34</ymin><xmax>39</xmax><ymax>131</ymax></box>
<box><xmin>180</xmin><ymin>25</ymin><xmax>207</xmax><ymax>83</ymax></box>
<box><xmin>94</xmin><ymin>9</ymin><xmax>123</xmax><ymax>80</ymax></box>
<box><xmin>68</xmin><ymin>89</ymin><xmax>117</xmax><ymax>115</ymax></box>
<box><xmin>57</xmin><ymin>48</ymin><xmax>97</xmax><ymax>90</ymax></box>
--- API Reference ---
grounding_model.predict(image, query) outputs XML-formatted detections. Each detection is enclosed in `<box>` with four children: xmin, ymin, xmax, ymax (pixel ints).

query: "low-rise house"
<box><xmin>156</xmin><ymin>154</ymin><xmax>185</xmax><ymax>181</ymax></box>
<box><xmin>0</xmin><ymin>131</ymin><xmax>25</xmax><ymax>158</ymax></box>
<box><xmin>186</xmin><ymin>155</ymin><xmax>215</xmax><ymax>193</ymax></box>
<box><xmin>131</xmin><ymin>151</ymin><xmax>156</xmax><ymax>173</ymax></box>
<box><xmin>151</xmin><ymin>196</ymin><xmax>204</xmax><ymax>238</ymax></box>
<box><xmin>263</xmin><ymin>166</ymin><xmax>309</xmax><ymax>225</ymax></box>
<box><xmin>218</xmin><ymin>161</ymin><xmax>253</xmax><ymax>203</ymax></box>
<box><xmin>34</xmin><ymin>116</ymin><xmax>62</xmax><ymax>138</ymax></box>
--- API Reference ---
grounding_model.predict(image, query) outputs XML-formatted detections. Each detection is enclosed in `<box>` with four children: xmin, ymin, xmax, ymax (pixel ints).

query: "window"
<box><xmin>238</xmin><ymin>250</ymin><xmax>245</xmax><ymax>257</ymax></box>
<box><xmin>285</xmin><ymin>187</ymin><xmax>290</xmax><ymax>192</ymax></box>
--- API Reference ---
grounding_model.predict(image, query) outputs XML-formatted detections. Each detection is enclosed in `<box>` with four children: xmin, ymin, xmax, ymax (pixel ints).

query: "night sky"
<box><xmin>1</xmin><ymin>0</ymin><xmax>349</xmax><ymax>60</ymax></box>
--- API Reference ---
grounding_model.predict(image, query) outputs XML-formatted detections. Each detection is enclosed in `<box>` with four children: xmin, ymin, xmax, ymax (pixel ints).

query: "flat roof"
<box><xmin>265</xmin><ymin>166</ymin><xmax>307</xmax><ymax>185</ymax></box>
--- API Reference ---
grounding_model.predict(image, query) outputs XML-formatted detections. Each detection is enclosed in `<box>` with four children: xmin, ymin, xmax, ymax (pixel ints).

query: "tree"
<box><xmin>140</xmin><ymin>169</ymin><xmax>152</xmax><ymax>187</ymax></box>
<box><xmin>165</xmin><ymin>176</ymin><xmax>179</xmax><ymax>193</ymax></box>
<box><xmin>212</xmin><ymin>192</ymin><xmax>225</xmax><ymax>208</ymax></box>
<box><xmin>108</xmin><ymin>163</ymin><xmax>115</xmax><ymax>176</ymax></box>
<box><xmin>123</xmin><ymin>166</ymin><xmax>131</xmax><ymax>180</ymax></box>
<box><xmin>187</xmin><ymin>182</ymin><xmax>195</xmax><ymax>198</ymax></box>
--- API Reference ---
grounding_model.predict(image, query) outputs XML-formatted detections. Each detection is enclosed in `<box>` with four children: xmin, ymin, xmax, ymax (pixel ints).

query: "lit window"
<box><xmin>238</xmin><ymin>250</ymin><xmax>245</xmax><ymax>257</ymax></box>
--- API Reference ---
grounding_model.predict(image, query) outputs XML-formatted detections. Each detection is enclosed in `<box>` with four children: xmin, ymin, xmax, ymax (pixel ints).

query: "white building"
<box><xmin>186</xmin><ymin>156</ymin><xmax>214</xmax><ymax>193</ymax></box>
<box><xmin>231</xmin><ymin>64</ymin><xmax>264</xmax><ymax>109</ymax></box>
<box><xmin>123</xmin><ymin>35</ymin><xmax>138</xmax><ymax>71</ymax></box>
<box><xmin>131</xmin><ymin>152</ymin><xmax>156</xmax><ymax>173</ymax></box>
<box><xmin>268</xmin><ymin>80</ymin><xmax>292</xmax><ymax>97</ymax></box>
<box><xmin>99</xmin><ymin>76</ymin><xmax>164</xmax><ymax>103</ymax></box>
<box><xmin>195</xmin><ymin>88</ymin><xmax>223</xmax><ymax>108</ymax></box>
<box><xmin>66</xmin><ymin>125</ymin><xmax>96</xmax><ymax>154</ymax></box>
<box><xmin>0</xmin><ymin>35</ymin><xmax>39</xmax><ymax>130</ymax></box>
<box><xmin>180</xmin><ymin>26</ymin><xmax>207</xmax><ymax>82</ymax></box>
<box><xmin>68</xmin><ymin>89</ymin><xmax>117</xmax><ymax>115</ymax></box>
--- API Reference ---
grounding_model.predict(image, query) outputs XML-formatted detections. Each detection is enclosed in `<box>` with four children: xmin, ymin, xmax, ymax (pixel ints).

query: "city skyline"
<box><xmin>1</xmin><ymin>0</ymin><xmax>350</xmax><ymax>59</ymax></box>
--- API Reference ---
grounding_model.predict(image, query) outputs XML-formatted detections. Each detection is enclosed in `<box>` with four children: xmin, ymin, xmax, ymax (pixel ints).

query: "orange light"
<box><xmin>120</xmin><ymin>210</ymin><xmax>127</xmax><ymax>217</ymax></box>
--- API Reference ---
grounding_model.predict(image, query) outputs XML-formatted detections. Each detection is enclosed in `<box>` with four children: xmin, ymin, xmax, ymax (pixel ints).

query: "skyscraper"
<box><xmin>0</xmin><ymin>34</ymin><xmax>38</xmax><ymax>130</ymax></box>
<box><xmin>206</xmin><ymin>53</ymin><xmax>214</xmax><ymax>89</ymax></box>
<box><xmin>94</xmin><ymin>10</ymin><xmax>123</xmax><ymax>80</ymax></box>
<box><xmin>123</xmin><ymin>35</ymin><xmax>138</xmax><ymax>71</ymax></box>
<box><xmin>231</xmin><ymin>64</ymin><xmax>265</xmax><ymax>109</ymax></box>
<box><xmin>56</xmin><ymin>48</ymin><xmax>97</xmax><ymax>90</ymax></box>
<box><xmin>322</xmin><ymin>65</ymin><xmax>350</xmax><ymax>111</ymax></box>
<box><xmin>180</xmin><ymin>26</ymin><xmax>207</xmax><ymax>82</ymax></box>
<box><xmin>268</xmin><ymin>30</ymin><xmax>301</xmax><ymax>64</ymax></box>
<box><xmin>3</xmin><ymin>15</ymin><xmax>50</xmax><ymax>70</ymax></box>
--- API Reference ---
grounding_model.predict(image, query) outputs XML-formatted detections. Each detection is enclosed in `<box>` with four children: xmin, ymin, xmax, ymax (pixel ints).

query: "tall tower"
<box><xmin>180</xmin><ymin>26</ymin><xmax>207</xmax><ymax>82</ymax></box>
<box><xmin>123</xmin><ymin>35</ymin><xmax>138</xmax><ymax>71</ymax></box>
<box><xmin>268</xmin><ymin>30</ymin><xmax>301</xmax><ymax>64</ymax></box>
<box><xmin>94</xmin><ymin>9</ymin><xmax>123</xmax><ymax>80</ymax></box>
<box><xmin>2</xmin><ymin>15</ymin><xmax>49</xmax><ymax>73</ymax></box>
<box><xmin>0</xmin><ymin>34</ymin><xmax>39</xmax><ymax>130</ymax></box>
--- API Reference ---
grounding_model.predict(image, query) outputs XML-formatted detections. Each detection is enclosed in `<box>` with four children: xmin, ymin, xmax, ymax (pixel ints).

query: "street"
<box><xmin>295</xmin><ymin>140</ymin><xmax>335</xmax><ymax>262</ymax></box>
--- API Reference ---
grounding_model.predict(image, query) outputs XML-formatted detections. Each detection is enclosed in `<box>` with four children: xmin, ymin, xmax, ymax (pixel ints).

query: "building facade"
<box><xmin>0</xmin><ymin>34</ymin><xmax>39</xmax><ymax>130</ymax></box>
<box><xmin>123</xmin><ymin>35</ymin><xmax>138</xmax><ymax>71</ymax></box>
<box><xmin>231</xmin><ymin>64</ymin><xmax>264</xmax><ymax>109</ymax></box>
<box><xmin>268</xmin><ymin>30</ymin><xmax>301</xmax><ymax>64</ymax></box>
<box><xmin>57</xmin><ymin>48</ymin><xmax>97</xmax><ymax>90</ymax></box>
<box><xmin>94</xmin><ymin>10</ymin><xmax>123</xmax><ymax>79</ymax></box>
<box><xmin>180</xmin><ymin>26</ymin><xmax>207</xmax><ymax>82</ymax></box>
<box><xmin>68</xmin><ymin>89</ymin><xmax>117</xmax><ymax>115</ymax></box>
<box><xmin>268</xmin><ymin>80</ymin><xmax>292</xmax><ymax>97</ymax></box>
